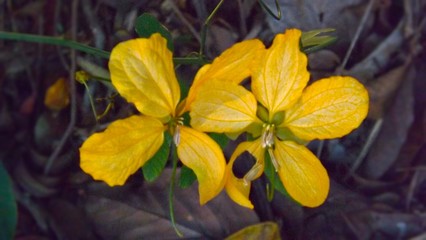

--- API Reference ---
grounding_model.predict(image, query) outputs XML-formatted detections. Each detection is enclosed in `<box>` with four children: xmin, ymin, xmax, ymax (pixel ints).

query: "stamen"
<box><xmin>261</xmin><ymin>124</ymin><xmax>275</xmax><ymax>148</ymax></box>
<box><xmin>172</xmin><ymin>117</ymin><xmax>184</xmax><ymax>146</ymax></box>
<box><xmin>173</xmin><ymin>125</ymin><xmax>181</xmax><ymax>146</ymax></box>
<box><xmin>267</xmin><ymin>148</ymin><xmax>280</xmax><ymax>172</ymax></box>
<box><xmin>243</xmin><ymin>163</ymin><xmax>263</xmax><ymax>186</ymax></box>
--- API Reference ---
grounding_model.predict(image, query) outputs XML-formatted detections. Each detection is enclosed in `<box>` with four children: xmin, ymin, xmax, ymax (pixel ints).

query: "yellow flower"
<box><xmin>79</xmin><ymin>33</ymin><xmax>264</xmax><ymax>204</ymax></box>
<box><xmin>190</xmin><ymin>29</ymin><xmax>369</xmax><ymax>208</ymax></box>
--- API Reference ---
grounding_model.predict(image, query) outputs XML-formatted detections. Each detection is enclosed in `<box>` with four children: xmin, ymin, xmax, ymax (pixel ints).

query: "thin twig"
<box><xmin>44</xmin><ymin>0</ymin><xmax>79</xmax><ymax>174</ymax></box>
<box><xmin>167</xmin><ymin>0</ymin><xmax>201</xmax><ymax>43</ymax></box>
<box><xmin>344</xmin><ymin>118</ymin><xmax>383</xmax><ymax>180</ymax></box>
<box><xmin>199</xmin><ymin>0</ymin><xmax>224</xmax><ymax>56</ymax></box>
<box><xmin>405</xmin><ymin>169</ymin><xmax>419</xmax><ymax>210</ymax></box>
<box><xmin>338</xmin><ymin>0</ymin><xmax>376</xmax><ymax>73</ymax></box>
<box><xmin>237</xmin><ymin>0</ymin><xmax>247</xmax><ymax>37</ymax></box>
<box><xmin>316</xmin><ymin>140</ymin><xmax>325</xmax><ymax>158</ymax></box>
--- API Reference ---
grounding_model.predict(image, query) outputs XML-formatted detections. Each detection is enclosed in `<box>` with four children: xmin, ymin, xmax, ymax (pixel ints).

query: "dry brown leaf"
<box><xmin>84</xmin><ymin>169</ymin><xmax>259</xmax><ymax>239</ymax></box>
<box><xmin>302</xmin><ymin>180</ymin><xmax>369</xmax><ymax>239</ymax></box>
<box><xmin>361</xmin><ymin>67</ymin><xmax>415</xmax><ymax>179</ymax></box>
<box><xmin>344</xmin><ymin>211</ymin><xmax>426</xmax><ymax>239</ymax></box>
<box><xmin>366</xmin><ymin>62</ymin><xmax>412</xmax><ymax>120</ymax></box>
<box><xmin>85</xmin><ymin>196</ymin><xmax>202</xmax><ymax>239</ymax></box>
<box><xmin>265</xmin><ymin>0</ymin><xmax>370</xmax><ymax>50</ymax></box>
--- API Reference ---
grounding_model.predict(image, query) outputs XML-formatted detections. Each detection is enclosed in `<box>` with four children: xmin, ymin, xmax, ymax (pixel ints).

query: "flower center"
<box><xmin>261</xmin><ymin>123</ymin><xmax>275</xmax><ymax>148</ymax></box>
<box><xmin>169</xmin><ymin>117</ymin><xmax>184</xmax><ymax>146</ymax></box>
<box><xmin>261</xmin><ymin>123</ymin><xmax>280</xmax><ymax>171</ymax></box>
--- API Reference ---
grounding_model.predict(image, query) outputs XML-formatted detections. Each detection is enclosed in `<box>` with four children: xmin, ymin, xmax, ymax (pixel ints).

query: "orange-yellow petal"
<box><xmin>190</xmin><ymin>81</ymin><xmax>259</xmax><ymax>133</ymax></box>
<box><xmin>177</xmin><ymin>126</ymin><xmax>226</xmax><ymax>204</ymax></box>
<box><xmin>109</xmin><ymin>33</ymin><xmax>180</xmax><ymax>118</ymax></box>
<box><xmin>284</xmin><ymin>76</ymin><xmax>369</xmax><ymax>141</ymax></box>
<box><xmin>80</xmin><ymin>115</ymin><xmax>165</xmax><ymax>186</ymax></box>
<box><xmin>274</xmin><ymin>140</ymin><xmax>329</xmax><ymax>207</ymax></box>
<box><xmin>184</xmin><ymin>39</ymin><xmax>265</xmax><ymax>111</ymax></box>
<box><xmin>225</xmin><ymin>139</ymin><xmax>265</xmax><ymax>209</ymax></box>
<box><xmin>44</xmin><ymin>78</ymin><xmax>69</xmax><ymax>111</ymax></box>
<box><xmin>252</xmin><ymin>29</ymin><xmax>309</xmax><ymax>116</ymax></box>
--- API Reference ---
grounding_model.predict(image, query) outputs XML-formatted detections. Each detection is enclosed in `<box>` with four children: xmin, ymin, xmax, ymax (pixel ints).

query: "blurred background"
<box><xmin>0</xmin><ymin>0</ymin><xmax>425</xmax><ymax>239</ymax></box>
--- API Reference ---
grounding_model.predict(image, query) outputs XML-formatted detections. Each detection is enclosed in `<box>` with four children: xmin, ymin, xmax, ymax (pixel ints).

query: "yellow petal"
<box><xmin>284</xmin><ymin>76</ymin><xmax>369</xmax><ymax>141</ymax></box>
<box><xmin>184</xmin><ymin>39</ymin><xmax>265</xmax><ymax>111</ymax></box>
<box><xmin>80</xmin><ymin>115</ymin><xmax>165</xmax><ymax>186</ymax></box>
<box><xmin>109</xmin><ymin>33</ymin><xmax>180</xmax><ymax>118</ymax></box>
<box><xmin>225</xmin><ymin>139</ymin><xmax>265</xmax><ymax>209</ymax></box>
<box><xmin>190</xmin><ymin>81</ymin><xmax>259</xmax><ymax>133</ymax></box>
<box><xmin>44</xmin><ymin>78</ymin><xmax>69</xmax><ymax>111</ymax></box>
<box><xmin>252</xmin><ymin>29</ymin><xmax>309</xmax><ymax>116</ymax></box>
<box><xmin>274</xmin><ymin>140</ymin><xmax>329</xmax><ymax>207</ymax></box>
<box><xmin>177</xmin><ymin>126</ymin><xmax>226</xmax><ymax>204</ymax></box>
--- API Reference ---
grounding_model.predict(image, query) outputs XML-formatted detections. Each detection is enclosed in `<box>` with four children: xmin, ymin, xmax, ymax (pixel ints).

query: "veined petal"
<box><xmin>225</xmin><ymin>139</ymin><xmax>265</xmax><ymax>209</ymax></box>
<box><xmin>252</xmin><ymin>29</ymin><xmax>309</xmax><ymax>116</ymax></box>
<box><xmin>284</xmin><ymin>76</ymin><xmax>369</xmax><ymax>141</ymax></box>
<box><xmin>80</xmin><ymin>115</ymin><xmax>165</xmax><ymax>186</ymax></box>
<box><xmin>184</xmin><ymin>39</ymin><xmax>265</xmax><ymax>111</ymax></box>
<box><xmin>177</xmin><ymin>126</ymin><xmax>226</xmax><ymax>204</ymax></box>
<box><xmin>274</xmin><ymin>140</ymin><xmax>329</xmax><ymax>207</ymax></box>
<box><xmin>190</xmin><ymin>81</ymin><xmax>259</xmax><ymax>133</ymax></box>
<box><xmin>109</xmin><ymin>33</ymin><xmax>180</xmax><ymax>118</ymax></box>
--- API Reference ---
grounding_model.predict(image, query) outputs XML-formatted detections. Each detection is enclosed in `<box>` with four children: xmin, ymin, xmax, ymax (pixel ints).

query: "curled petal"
<box><xmin>177</xmin><ymin>126</ymin><xmax>226</xmax><ymax>204</ymax></box>
<box><xmin>225</xmin><ymin>139</ymin><xmax>265</xmax><ymax>209</ymax></box>
<box><xmin>190</xmin><ymin>81</ymin><xmax>259</xmax><ymax>133</ymax></box>
<box><xmin>274</xmin><ymin>140</ymin><xmax>329</xmax><ymax>207</ymax></box>
<box><xmin>252</xmin><ymin>29</ymin><xmax>309</xmax><ymax>116</ymax></box>
<box><xmin>80</xmin><ymin>116</ymin><xmax>165</xmax><ymax>186</ymax></box>
<box><xmin>109</xmin><ymin>33</ymin><xmax>180</xmax><ymax>118</ymax></box>
<box><xmin>284</xmin><ymin>76</ymin><xmax>369</xmax><ymax>141</ymax></box>
<box><xmin>184</xmin><ymin>39</ymin><xmax>265</xmax><ymax>111</ymax></box>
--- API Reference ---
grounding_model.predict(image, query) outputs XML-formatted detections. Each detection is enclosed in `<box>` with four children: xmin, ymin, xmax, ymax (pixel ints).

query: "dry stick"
<box><xmin>334</xmin><ymin>0</ymin><xmax>376</xmax><ymax>176</ymax></box>
<box><xmin>44</xmin><ymin>0</ymin><xmax>78</xmax><ymax>174</ymax></box>
<box><xmin>167</xmin><ymin>0</ymin><xmax>201</xmax><ymax>43</ymax></box>
<box><xmin>338</xmin><ymin>0</ymin><xmax>376</xmax><ymax>73</ymax></box>
<box><xmin>405</xmin><ymin>169</ymin><xmax>419</xmax><ymax>210</ymax></box>
<box><xmin>236</xmin><ymin>0</ymin><xmax>247</xmax><ymax>37</ymax></box>
<box><xmin>55</xmin><ymin>0</ymin><xmax>71</xmax><ymax>71</ymax></box>
<box><xmin>344</xmin><ymin>118</ymin><xmax>383</xmax><ymax>180</ymax></box>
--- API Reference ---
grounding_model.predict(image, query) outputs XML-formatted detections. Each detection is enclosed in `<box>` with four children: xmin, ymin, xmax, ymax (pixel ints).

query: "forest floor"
<box><xmin>1</xmin><ymin>0</ymin><xmax>426</xmax><ymax>239</ymax></box>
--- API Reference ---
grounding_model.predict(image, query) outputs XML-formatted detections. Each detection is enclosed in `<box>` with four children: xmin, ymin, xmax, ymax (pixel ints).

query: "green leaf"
<box><xmin>208</xmin><ymin>133</ymin><xmax>229</xmax><ymax>149</ymax></box>
<box><xmin>142</xmin><ymin>133</ymin><xmax>172</xmax><ymax>182</ymax></box>
<box><xmin>135</xmin><ymin>13</ymin><xmax>174</xmax><ymax>51</ymax></box>
<box><xmin>178</xmin><ymin>165</ymin><xmax>197</xmax><ymax>188</ymax></box>
<box><xmin>301</xmin><ymin>28</ymin><xmax>337</xmax><ymax>54</ymax></box>
<box><xmin>225</xmin><ymin>221</ymin><xmax>281</xmax><ymax>240</ymax></box>
<box><xmin>0</xmin><ymin>162</ymin><xmax>17</xmax><ymax>240</ymax></box>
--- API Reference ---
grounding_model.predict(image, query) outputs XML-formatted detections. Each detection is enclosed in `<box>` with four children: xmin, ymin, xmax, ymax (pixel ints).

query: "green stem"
<box><xmin>258</xmin><ymin>0</ymin><xmax>281</xmax><ymax>20</ymax></box>
<box><xmin>0</xmin><ymin>31</ymin><xmax>110</xmax><ymax>59</ymax></box>
<box><xmin>267</xmin><ymin>163</ymin><xmax>275</xmax><ymax>201</ymax></box>
<box><xmin>82</xmin><ymin>82</ymin><xmax>99</xmax><ymax>121</ymax></box>
<box><xmin>199</xmin><ymin>0</ymin><xmax>225</xmax><ymax>56</ymax></box>
<box><xmin>174</xmin><ymin>57</ymin><xmax>207</xmax><ymax>65</ymax></box>
<box><xmin>266</xmin><ymin>150</ymin><xmax>276</xmax><ymax>201</ymax></box>
<box><xmin>91</xmin><ymin>75</ymin><xmax>111</xmax><ymax>83</ymax></box>
<box><xmin>0</xmin><ymin>31</ymin><xmax>206</xmax><ymax>66</ymax></box>
<box><xmin>169</xmin><ymin>144</ymin><xmax>183</xmax><ymax>237</ymax></box>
